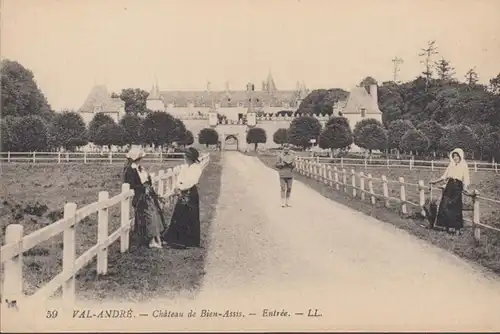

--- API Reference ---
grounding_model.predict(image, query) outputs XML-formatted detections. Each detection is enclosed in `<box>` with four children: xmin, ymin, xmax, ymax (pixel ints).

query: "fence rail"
<box><xmin>296</xmin><ymin>156</ymin><xmax>499</xmax><ymax>173</ymax></box>
<box><xmin>0</xmin><ymin>153</ymin><xmax>210</xmax><ymax>309</ymax></box>
<box><xmin>294</xmin><ymin>156</ymin><xmax>500</xmax><ymax>240</ymax></box>
<box><xmin>0</xmin><ymin>151</ymin><xmax>187</xmax><ymax>164</ymax></box>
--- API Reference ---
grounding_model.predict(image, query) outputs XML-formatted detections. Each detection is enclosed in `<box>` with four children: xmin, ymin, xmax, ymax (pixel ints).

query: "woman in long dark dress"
<box><xmin>162</xmin><ymin>147</ymin><xmax>203</xmax><ymax>249</ymax></box>
<box><xmin>123</xmin><ymin>147</ymin><xmax>167</xmax><ymax>248</ymax></box>
<box><xmin>429</xmin><ymin>148</ymin><xmax>470</xmax><ymax>235</ymax></box>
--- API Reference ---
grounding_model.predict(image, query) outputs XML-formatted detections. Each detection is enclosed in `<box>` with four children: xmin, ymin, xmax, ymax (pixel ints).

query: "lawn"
<box><xmin>257</xmin><ymin>154</ymin><xmax>500</xmax><ymax>275</ymax></box>
<box><xmin>0</xmin><ymin>159</ymin><xmax>189</xmax><ymax>298</ymax></box>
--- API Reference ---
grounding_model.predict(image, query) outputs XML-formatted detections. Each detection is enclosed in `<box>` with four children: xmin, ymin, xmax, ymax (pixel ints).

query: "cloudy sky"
<box><xmin>2</xmin><ymin>0</ymin><xmax>499</xmax><ymax>110</ymax></box>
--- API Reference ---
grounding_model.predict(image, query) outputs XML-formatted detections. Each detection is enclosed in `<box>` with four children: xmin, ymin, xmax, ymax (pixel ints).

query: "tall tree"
<box><xmin>387</xmin><ymin>119</ymin><xmax>416</xmax><ymax>152</ymax></box>
<box><xmin>416</xmin><ymin>120</ymin><xmax>444</xmax><ymax>154</ymax></box>
<box><xmin>464</xmin><ymin>67</ymin><xmax>479</xmax><ymax>86</ymax></box>
<box><xmin>418</xmin><ymin>40</ymin><xmax>439</xmax><ymax>89</ymax></box>
<box><xmin>359</xmin><ymin>76</ymin><xmax>378</xmax><ymax>94</ymax></box>
<box><xmin>318</xmin><ymin>118</ymin><xmax>353</xmax><ymax>153</ymax></box>
<box><xmin>51</xmin><ymin>111</ymin><xmax>88</xmax><ymax>150</ymax></box>
<box><xmin>400</xmin><ymin>129</ymin><xmax>430</xmax><ymax>154</ymax></box>
<box><xmin>0</xmin><ymin>59</ymin><xmax>53</xmax><ymax>121</ymax></box>
<box><xmin>490</xmin><ymin>73</ymin><xmax>500</xmax><ymax>94</ymax></box>
<box><xmin>119</xmin><ymin>88</ymin><xmax>150</xmax><ymax>115</ymax></box>
<box><xmin>353</xmin><ymin>119</ymin><xmax>386</xmax><ymax>153</ymax></box>
<box><xmin>297</xmin><ymin>89</ymin><xmax>349</xmax><ymax>116</ymax></box>
<box><xmin>434</xmin><ymin>57</ymin><xmax>455</xmax><ymax>81</ymax></box>
<box><xmin>93</xmin><ymin>123</ymin><xmax>126</xmax><ymax>150</ymax></box>
<box><xmin>140</xmin><ymin>111</ymin><xmax>178</xmax><ymax>147</ymax></box>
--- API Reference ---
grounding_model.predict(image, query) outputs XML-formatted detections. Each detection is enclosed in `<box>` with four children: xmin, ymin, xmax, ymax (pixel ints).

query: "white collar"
<box><xmin>131</xmin><ymin>163</ymin><xmax>138</xmax><ymax>169</ymax></box>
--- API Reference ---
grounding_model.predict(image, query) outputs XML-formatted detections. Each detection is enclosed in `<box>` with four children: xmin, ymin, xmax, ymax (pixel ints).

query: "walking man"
<box><xmin>276</xmin><ymin>144</ymin><xmax>295</xmax><ymax>207</ymax></box>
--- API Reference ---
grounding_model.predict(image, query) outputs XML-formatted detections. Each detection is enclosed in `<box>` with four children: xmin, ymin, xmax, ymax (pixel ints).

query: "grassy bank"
<box><xmin>257</xmin><ymin>154</ymin><xmax>500</xmax><ymax>275</ymax></box>
<box><xmin>0</xmin><ymin>160</ymin><xmax>184</xmax><ymax>297</ymax></box>
<box><xmin>76</xmin><ymin>153</ymin><xmax>222</xmax><ymax>302</ymax></box>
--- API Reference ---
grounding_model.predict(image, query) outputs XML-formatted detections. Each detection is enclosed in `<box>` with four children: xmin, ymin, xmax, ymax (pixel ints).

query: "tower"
<box><xmin>392</xmin><ymin>57</ymin><xmax>404</xmax><ymax>83</ymax></box>
<box><xmin>146</xmin><ymin>77</ymin><xmax>165</xmax><ymax>111</ymax></box>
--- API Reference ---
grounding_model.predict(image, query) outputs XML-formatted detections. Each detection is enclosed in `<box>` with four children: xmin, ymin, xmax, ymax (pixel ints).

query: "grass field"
<box><xmin>257</xmin><ymin>154</ymin><xmax>500</xmax><ymax>275</ymax></box>
<box><xmin>0</xmin><ymin>159</ymin><xmax>191</xmax><ymax>299</ymax></box>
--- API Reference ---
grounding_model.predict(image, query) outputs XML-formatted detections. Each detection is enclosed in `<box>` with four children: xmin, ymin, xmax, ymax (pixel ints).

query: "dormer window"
<box><xmin>360</xmin><ymin>108</ymin><xmax>366</xmax><ymax>118</ymax></box>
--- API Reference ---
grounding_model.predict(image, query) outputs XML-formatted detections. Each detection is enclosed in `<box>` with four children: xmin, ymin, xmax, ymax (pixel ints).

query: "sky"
<box><xmin>1</xmin><ymin>0</ymin><xmax>499</xmax><ymax>110</ymax></box>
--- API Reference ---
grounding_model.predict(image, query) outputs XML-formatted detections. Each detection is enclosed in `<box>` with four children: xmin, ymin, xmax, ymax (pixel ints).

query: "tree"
<box><xmin>418</xmin><ymin>40</ymin><xmax>439</xmax><ymax>89</ymax></box>
<box><xmin>387</xmin><ymin>119</ymin><xmax>416</xmax><ymax>151</ymax></box>
<box><xmin>140</xmin><ymin>111</ymin><xmax>178</xmax><ymax>147</ymax></box>
<box><xmin>439</xmin><ymin>124</ymin><xmax>478</xmax><ymax>156</ymax></box>
<box><xmin>178</xmin><ymin>130</ymin><xmax>194</xmax><ymax>147</ymax></box>
<box><xmin>297</xmin><ymin>89</ymin><xmax>349</xmax><ymax>116</ymax></box>
<box><xmin>489</xmin><ymin>73</ymin><xmax>500</xmax><ymax>94</ymax></box>
<box><xmin>400</xmin><ymin>129</ymin><xmax>430</xmax><ymax>154</ymax></box>
<box><xmin>471</xmin><ymin>123</ymin><xmax>495</xmax><ymax>160</ymax></box>
<box><xmin>354</xmin><ymin>124</ymin><xmax>388</xmax><ymax>153</ymax></box>
<box><xmin>287</xmin><ymin>116</ymin><xmax>322</xmax><ymax>149</ymax></box>
<box><xmin>465</xmin><ymin>67</ymin><xmax>479</xmax><ymax>86</ymax></box>
<box><xmin>119</xmin><ymin>88</ymin><xmax>150</xmax><ymax>115</ymax></box>
<box><xmin>0</xmin><ymin>59</ymin><xmax>53</xmax><ymax>121</ymax></box>
<box><xmin>0</xmin><ymin>116</ymin><xmax>18</xmax><ymax>151</ymax></box>
<box><xmin>273</xmin><ymin>128</ymin><xmax>288</xmax><ymax>147</ymax></box>
<box><xmin>9</xmin><ymin>116</ymin><xmax>49</xmax><ymax>151</ymax></box>
<box><xmin>51</xmin><ymin>111</ymin><xmax>88</xmax><ymax>150</ymax></box>
<box><xmin>353</xmin><ymin>119</ymin><xmax>387</xmax><ymax>153</ymax></box>
<box><xmin>88</xmin><ymin>113</ymin><xmax>116</xmax><ymax>143</ymax></box>
<box><xmin>359</xmin><ymin>76</ymin><xmax>378</xmax><ymax>94</ymax></box>
<box><xmin>246</xmin><ymin>127</ymin><xmax>267</xmax><ymax>151</ymax></box>
<box><xmin>119</xmin><ymin>114</ymin><xmax>142</xmax><ymax>145</ymax></box>
<box><xmin>172</xmin><ymin>118</ymin><xmax>188</xmax><ymax>144</ymax></box>
<box><xmin>416</xmin><ymin>120</ymin><xmax>444</xmax><ymax>154</ymax></box>
<box><xmin>434</xmin><ymin>57</ymin><xmax>455</xmax><ymax>81</ymax></box>
<box><xmin>93</xmin><ymin>123</ymin><xmax>125</xmax><ymax>149</ymax></box>
<box><xmin>198</xmin><ymin>128</ymin><xmax>219</xmax><ymax>147</ymax></box>
<box><xmin>318</xmin><ymin>120</ymin><xmax>353</xmax><ymax>152</ymax></box>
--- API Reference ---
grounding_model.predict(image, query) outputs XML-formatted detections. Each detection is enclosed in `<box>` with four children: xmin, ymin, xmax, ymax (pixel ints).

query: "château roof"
<box><xmin>341</xmin><ymin>87</ymin><xmax>381</xmax><ymax>114</ymax></box>
<box><xmin>79</xmin><ymin>85</ymin><xmax>124</xmax><ymax>113</ymax></box>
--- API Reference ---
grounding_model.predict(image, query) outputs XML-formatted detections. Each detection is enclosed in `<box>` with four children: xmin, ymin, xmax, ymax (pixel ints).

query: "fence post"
<box><xmin>431</xmin><ymin>160</ymin><xmax>434</xmax><ymax>171</ymax></box>
<box><xmin>364</xmin><ymin>158</ymin><xmax>367</xmax><ymax>170</ymax></box>
<box><xmin>409</xmin><ymin>159</ymin><xmax>413</xmax><ymax>171</ymax></box>
<box><xmin>150</xmin><ymin>172</ymin><xmax>156</xmax><ymax>191</ymax></box>
<box><xmin>399</xmin><ymin>177</ymin><xmax>408</xmax><ymax>215</ymax></box>
<box><xmin>359</xmin><ymin>172</ymin><xmax>366</xmax><ymax>200</ymax></box>
<box><xmin>7</xmin><ymin>151</ymin><xmax>10</xmax><ymax>163</ymax></box>
<box><xmin>97</xmin><ymin>192</ymin><xmax>109</xmax><ymax>275</ymax></box>
<box><xmin>333</xmin><ymin>166</ymin><xmax>340</xmax><ymax>190</ymax></box>
<box><xmin>160</xmin><ymin>150</ymin><xmax>163</xmax><ymax>162</ymax></box>
<box><xmin>32</xmin><ymin>151</ymin><xmax>36</xmax><ymax>164</ymax></box>
<box><xmin>157</xmin><ymin>170</ymin><xmax>165</xmax><ymax>196</ymax></box>
<box><xmin>327</xmin><ymin>166</ymin><xmax>333</xmax><ymax>187</ymax></box>
<box><xmin>66</xmin><ymin>152</ymin><xmax>69</xmax><ymax>162</ymax></box>
<box><xmin>474</xmin><ymin>161</ymin><xmax>477</xmax><ymax>172</ymax></box>
<box><xmin>382</xmin><ymin>175</ymin><xmax>389</xmax><ymax>207</ymax></box>
<box><xmin>109</xmin><ymin>151</ymin><xmax>113</xmax><ymax>164</ymax></box>
<box><xmin>340</xmin><ymin>157</ymin><xmax>344</xmax><ymax>169</ymax></box>
<box><xmin>386</xmin><ymin>157</ymin><xmax>389</xmax><ymax>169</ymax></box>
<box><xmin>3</xmin><ymin>224</ymin><xmax>24</xmax><ymax>310</ymax></box>
<box><xmin>472</xmin><ymin>192</ymin><xmax>481</xmax><ymax>242</ymax></box>
<box><xmin>322</xmin><ymin>164</ymin><xmax>328</xmax><ymax>184</ymax></box>
<box><xmin>367</xmin><ymin>174</ymin><xmax>375</xmax><ymax>205</ymax></box>
<box><xmin>62</xmin><ymin>202</ymin><xmax>77</xmax><ymax>305</ymax></box>
<box><xmin>57</xmin><ymin>151</ymin><xmax>61</xmax><ymax>164</ymax></box>
<box><xmin>351</xmin><ymin>169</ymin><xmax>356</xmax><ymax>197</ymax></box>
<box><xmin>120</xmin><ymin>183</ymin><xmax>131</xmax><ymax>252</ymax></box>
<box><xmin>418</xmin><ymin>180</ymin><xmax>426</xmax><ymax>217</ymax></box>
<box><xmin>84</xmin><ymin>151</ymin><xmax>87</xmax><ymax>164</ymax></box>
<box><xmin>342</xmin><ymin>168</ymin><xmax>347</xmax><ymax>192</ymax></box>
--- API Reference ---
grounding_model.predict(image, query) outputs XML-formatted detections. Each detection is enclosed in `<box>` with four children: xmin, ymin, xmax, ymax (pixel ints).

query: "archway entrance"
<box><xmin>224</xmin><ymin>134</ymin><xmax>239</xmax><ymax>151</ymax></box>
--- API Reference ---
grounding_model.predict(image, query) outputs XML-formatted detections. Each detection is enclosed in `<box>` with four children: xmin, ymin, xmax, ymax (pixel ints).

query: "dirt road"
<box><xmin>198</xmin><ymin>151</ymin><xmax>500</xmax><ymax>331</ymax></box>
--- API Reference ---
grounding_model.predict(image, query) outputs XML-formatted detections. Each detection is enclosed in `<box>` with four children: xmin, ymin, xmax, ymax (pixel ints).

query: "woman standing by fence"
<box><xmin>429</xmin><ymin>148</ymin><xmax>470</xmax><ymax>235</ymax></box>
<box><xmin>163</xmin><ymin>147</ymin><xmax>203</xmax><ymax>249</ymax></box>
<box><xmin>123</xmin><ymin>147</ymin><xmax>166</xmax><ymax>248</ymax></box>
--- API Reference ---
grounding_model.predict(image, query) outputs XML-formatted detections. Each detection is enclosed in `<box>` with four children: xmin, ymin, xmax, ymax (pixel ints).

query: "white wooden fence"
<box><xmin>0</xmin><ymin>153</ymin><xmax>210</xmax><ymax>309</ymax></box>
<box><xmin>295</xmin><ymin>157</ymin><xmax>500</xmax><ymax>241</ymax></box>
<box><xmin>0</xmin><ymin>151</ymin><xmax>187</xmax><ymax>164</ymax></box>
<box><xmin>297</xmin><ymin>156</ymin><xmax>499</xmax><ymax>173</ymax></box>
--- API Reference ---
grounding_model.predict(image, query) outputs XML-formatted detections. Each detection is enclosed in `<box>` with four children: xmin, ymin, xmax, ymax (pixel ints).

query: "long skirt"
<box><xmin>135</xmin><ymin>195</ymin><xmax>166</xmax><ymax>245</ymax></box>
<box><xmin>435</xmin><ymin>178</ymin><xmax>464</xmax><ymax>230</ymax></box>
<box><xmin>162</xmin><ymin>185</ymin><xmax>201</xmax><ymax>248</ymax></box>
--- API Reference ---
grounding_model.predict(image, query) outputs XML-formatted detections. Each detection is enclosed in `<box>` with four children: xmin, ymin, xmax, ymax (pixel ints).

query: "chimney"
<box><xmin>369</xmin><ymin>84</ymin><xmax>378</xmax><ymax>105</ymax></box>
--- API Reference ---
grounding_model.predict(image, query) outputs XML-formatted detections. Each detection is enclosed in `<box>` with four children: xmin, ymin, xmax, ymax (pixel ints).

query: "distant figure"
<box><xmin>123</xmin><ymin>147</ymin><xmax>166</xmax><ymax>248</ymax></box>
<box><xmin>275</xmin><ymin>144</ymin><xmax>295</xmax><ymax>207</ymax></box>
<box><xmin>163</xmin><ymin>147</ymin><xmax>203</xmax><ymax>249</ymax></box>
<box><xmin>429</xmin><ymin>148</ymin><xmax>470</xmax><ymax>235</ymax></box>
